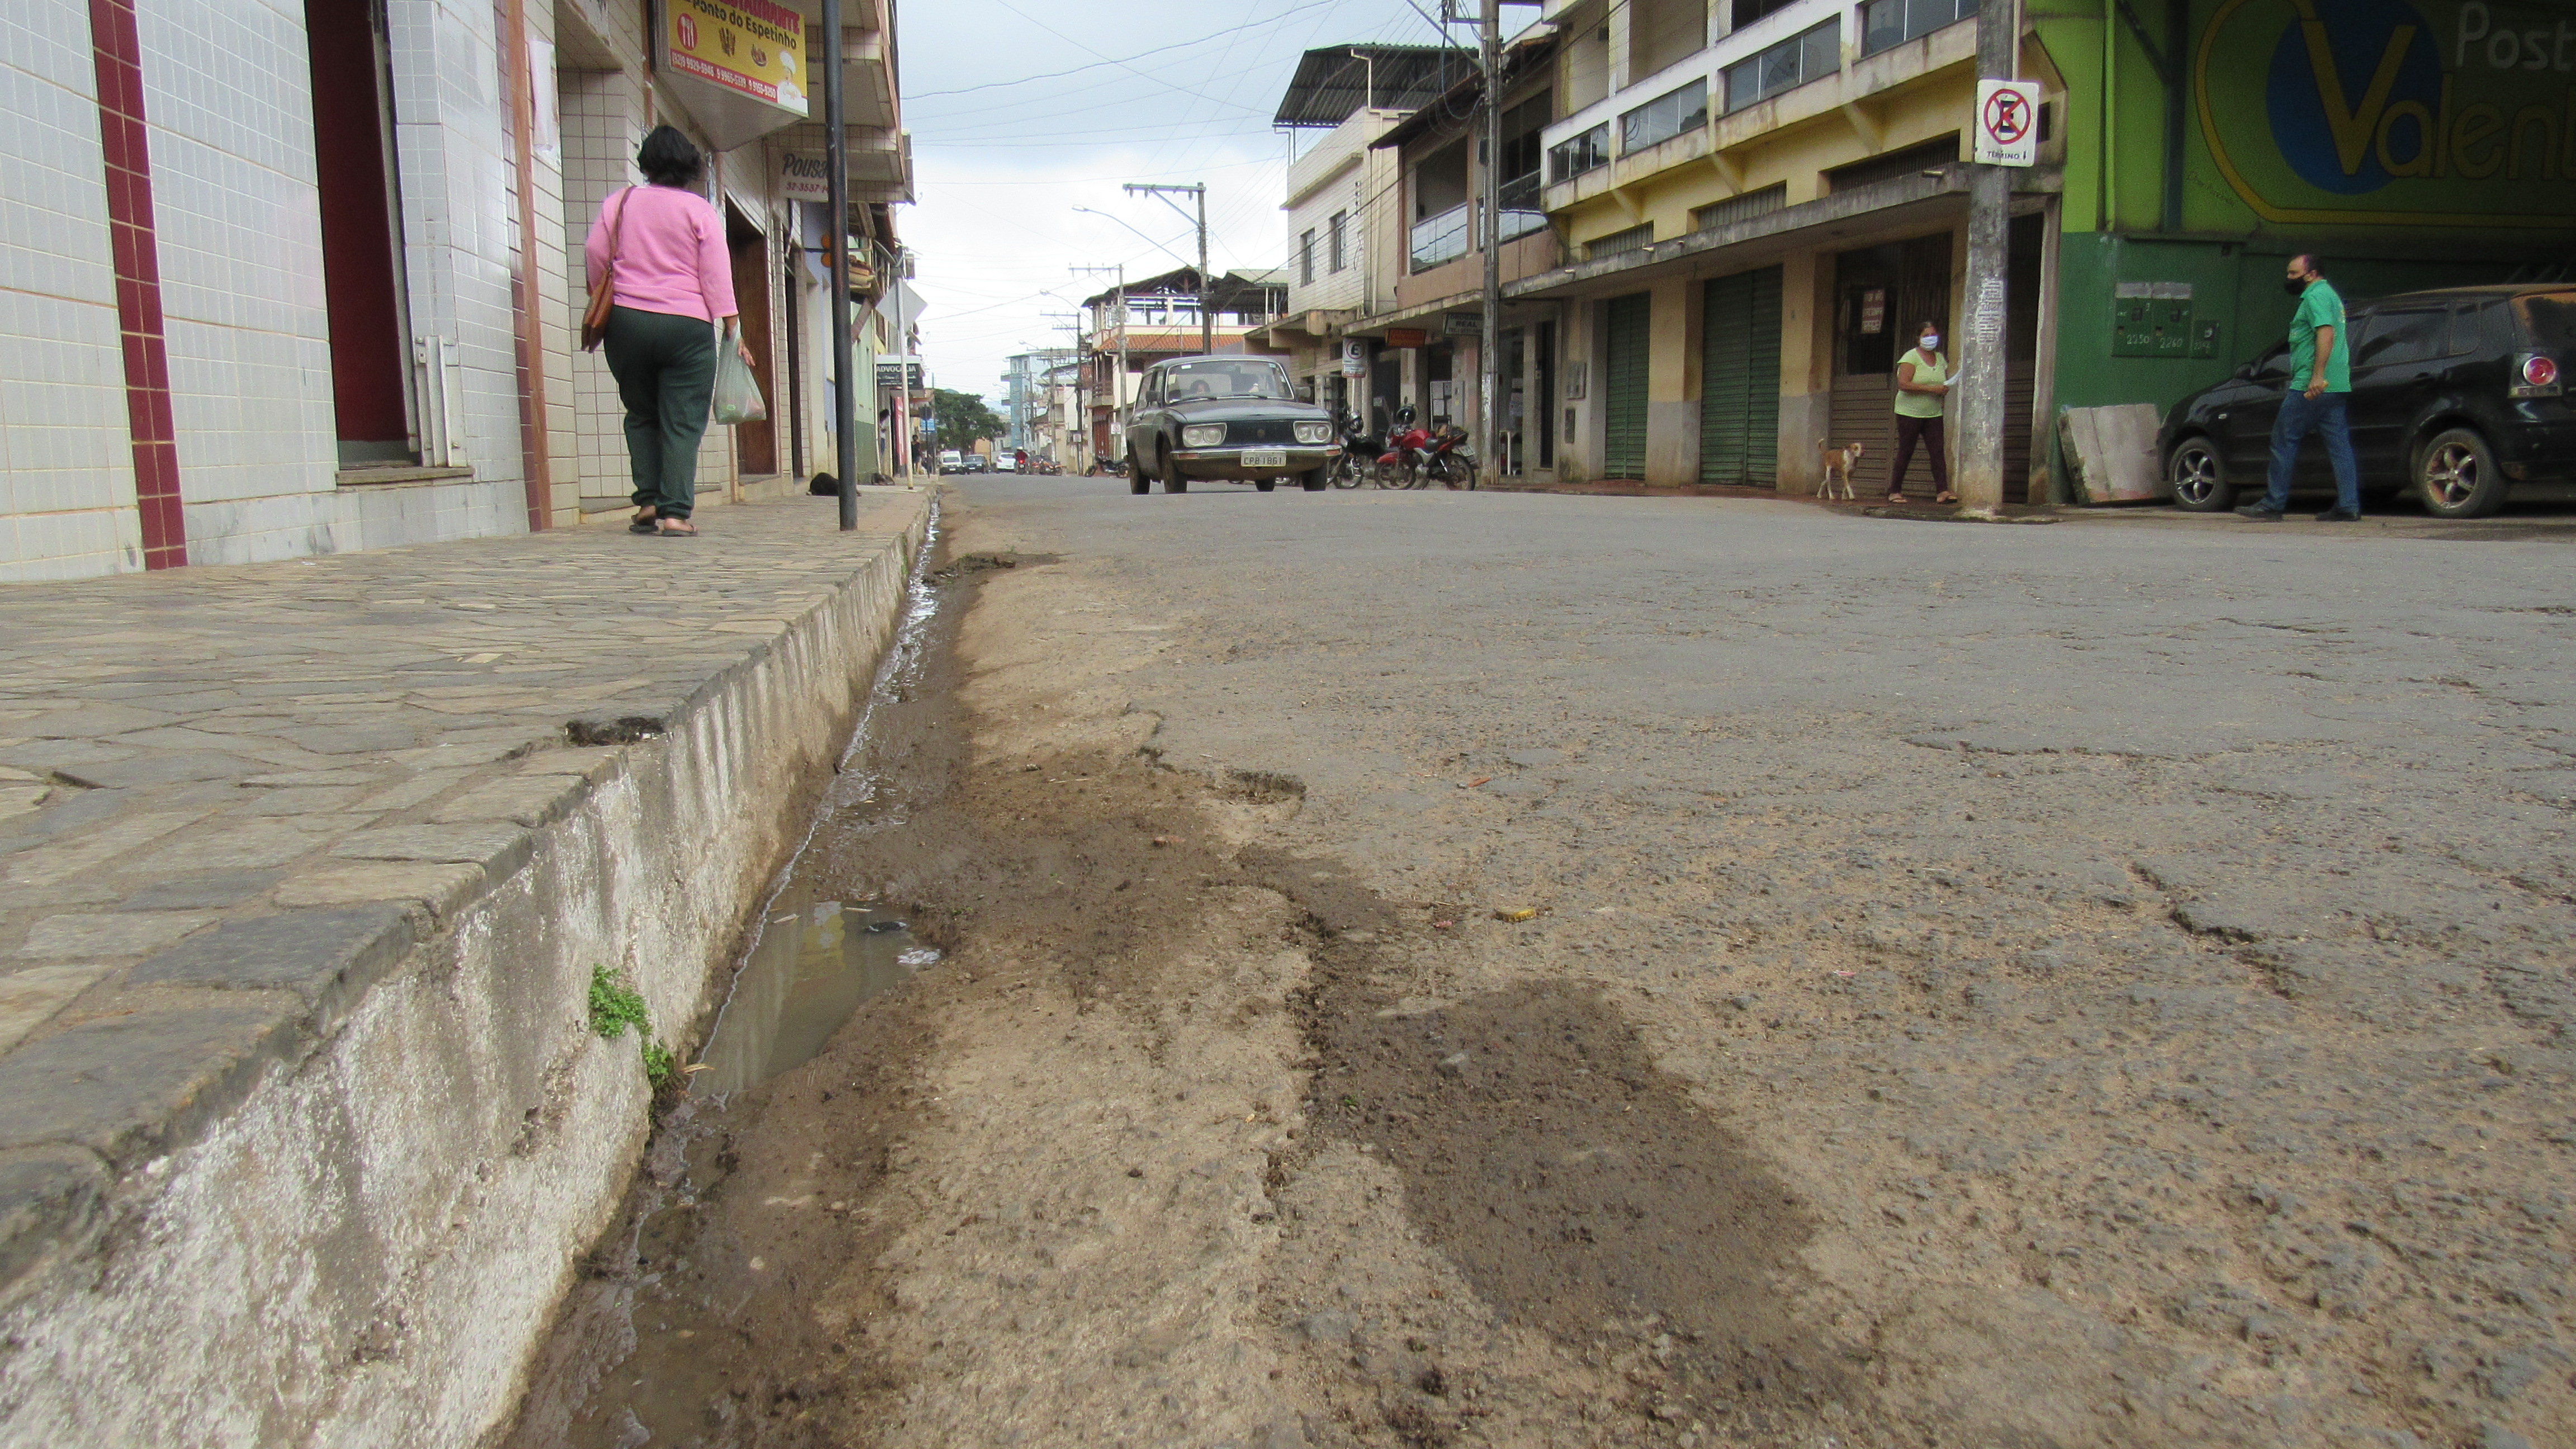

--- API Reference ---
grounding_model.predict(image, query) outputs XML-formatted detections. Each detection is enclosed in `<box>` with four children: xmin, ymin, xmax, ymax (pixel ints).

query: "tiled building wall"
<box><xmin>135</xmin><ymin>0</ymin><xmax>343</xmax><ymax>565</ymax></box>
<box><xmin>557</xmin><ymin>65</ymin><xmax>644</xmax><ymax>501</ymax></box>
<box><xmin>0</xmin><ymin>0</ymin><xmax>145</xmax><ymax>580</ymax></box>
<box><xmin>525</xmin><ymin>0</ymin><xmax>579</xmax><ymax>523</ymax></box>
<box><xmin>382</xmin><ymin>0</ymin><xmax>531</xmax><ymax>536</ymax></box>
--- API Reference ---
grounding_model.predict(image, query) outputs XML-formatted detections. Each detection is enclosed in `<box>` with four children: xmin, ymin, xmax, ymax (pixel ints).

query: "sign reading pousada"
<box><xmin>2197</xmin><ymin>0</ymin><xmax>2576</xmax><ymax>227</ymax></box>
<box><xmin>667</xmin><ymin>0</ymin><xmax>807</xmax><ymax>117</ymax></box>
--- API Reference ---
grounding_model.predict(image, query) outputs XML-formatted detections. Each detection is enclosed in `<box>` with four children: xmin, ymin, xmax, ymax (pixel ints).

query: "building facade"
<box><xmin>0</xmin><ymin>0</ymin><xmax>909</xmax><ymax>581</ymax></box>
<box><xmin>1511</xmin><ymin>0</ymin><xmax>2576</xmax><ymax>499</ymax></box>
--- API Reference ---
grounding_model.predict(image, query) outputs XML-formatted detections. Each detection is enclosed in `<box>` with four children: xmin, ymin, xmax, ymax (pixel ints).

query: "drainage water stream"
<box><xmin>503</xmin><ymin>503</ymin><xmax>948</xmax><ymax>1449</ymax></box>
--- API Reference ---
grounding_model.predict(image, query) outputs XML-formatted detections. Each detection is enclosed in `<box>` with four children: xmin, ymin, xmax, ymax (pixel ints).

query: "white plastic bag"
<box><xmin>712</xmin><ymin>339</ymin><xmax>767</xmax><ymax>426</ymax></box>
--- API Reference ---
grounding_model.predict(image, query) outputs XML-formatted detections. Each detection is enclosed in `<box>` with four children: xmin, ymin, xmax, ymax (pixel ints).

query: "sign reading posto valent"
<box><xmin>1973</xmin><ymin>79</ymin><xmax>2041</xmax><ymax>167</ymax></box>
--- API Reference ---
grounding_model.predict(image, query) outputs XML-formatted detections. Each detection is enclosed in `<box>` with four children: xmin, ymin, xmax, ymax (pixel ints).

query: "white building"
<box><xmin>0</xmin><ymin>0</ymin><xmax>909</xmax><ymax>581</ymax></box>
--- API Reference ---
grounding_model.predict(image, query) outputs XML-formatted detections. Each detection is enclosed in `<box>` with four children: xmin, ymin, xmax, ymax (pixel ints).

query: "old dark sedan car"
<box><xmin>2161</xmin><ymin>285</ymin><xmax>2576</xmax><ymax>518</ymax></box>
<box><xmin>1123</xmin><ymin>357</ymin><xmax>1339</xmax><ymax>494</ymax></box>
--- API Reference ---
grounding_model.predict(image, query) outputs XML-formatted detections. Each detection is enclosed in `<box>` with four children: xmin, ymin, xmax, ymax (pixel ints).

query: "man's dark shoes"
<box><xmin>2314</xmin><ymin>508</ymin><xmax>2361</xmax><ymax>522</ymax></box>
<box><xmin>2234</xmin><ymin>503</ymin><xmax>2285</xmax><ymax>520</ymax></box>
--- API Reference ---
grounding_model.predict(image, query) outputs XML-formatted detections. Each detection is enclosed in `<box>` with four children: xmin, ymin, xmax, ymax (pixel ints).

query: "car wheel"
<box><xmin>1299</xmin><ymin>468</ymin><xmax>1327</xmax><ymax>492</ymax></box>
<box><xmin>1253</xmin><ymin>477</ymin><xmax>1276</xmax><ymax>493</ymax></box>
<box><xmin>1158</xmin><ymin>444</ymin><xmax>1188</xmax><ymax>494</ymax></box>
<box><xmin>1127</xmin><ymin>449</ymin><xmax>1150</xmax><ymax>495</ymax></box>
<box><xmin>2166</xmin><ymin>435</ymin><xmax>2232</xmax><ymax>512</ymax></box>
<box><xmin>2418</xmin><ymin>427</ymin><xmax>2504</xmax><ymax>518</ymax></box>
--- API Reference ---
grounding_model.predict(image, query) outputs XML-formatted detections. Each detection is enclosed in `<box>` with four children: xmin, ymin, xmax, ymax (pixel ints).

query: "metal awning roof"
<box><xmin>1271</xmin><ymin>44</ymin><xmax>1472</xmax><ymax>129</ymax></box>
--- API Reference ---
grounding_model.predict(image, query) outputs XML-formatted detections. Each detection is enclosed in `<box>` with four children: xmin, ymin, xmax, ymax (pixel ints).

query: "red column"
<box><xmin>89</xmin><ymin>0</ymin><xmax>185</xmax><ymax>569</ymax></box>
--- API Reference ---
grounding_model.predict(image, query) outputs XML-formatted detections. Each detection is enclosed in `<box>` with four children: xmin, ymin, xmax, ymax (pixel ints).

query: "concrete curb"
<box><xmin>0</xmin><ymin>497</ymin><xmax>931</xmax><ymax>1448</ymax></box>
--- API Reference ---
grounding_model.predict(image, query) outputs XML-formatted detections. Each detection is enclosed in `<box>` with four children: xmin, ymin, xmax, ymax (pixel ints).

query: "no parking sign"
<box><xmin>1973</xmin><ymin>79</ymin><xmax>2042</xmax><ymax>167</ymax></box>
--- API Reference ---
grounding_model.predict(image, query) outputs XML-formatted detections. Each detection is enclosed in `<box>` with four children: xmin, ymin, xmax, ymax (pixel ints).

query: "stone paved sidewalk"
<box><xmin>0</xmin><ymin>490</ymin><xmax>929</xmax><ymax>1123</ymax></box>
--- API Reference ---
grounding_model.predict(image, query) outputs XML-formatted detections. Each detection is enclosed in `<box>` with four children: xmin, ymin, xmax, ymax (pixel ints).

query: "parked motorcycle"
<box><xmin>1328</xmin><ymin>410</ymin><xmax>1377</xmax><ymax>489</ymax></box>
<box><xmin>1422</xmin><ymin>425</ymin><xmax>1478</xmax><ymax>490</ymax></box>
<box><xmin>1376</xmin><ymin>408</ymin><xmax>1431</xmax><ymax>489</ymax></box>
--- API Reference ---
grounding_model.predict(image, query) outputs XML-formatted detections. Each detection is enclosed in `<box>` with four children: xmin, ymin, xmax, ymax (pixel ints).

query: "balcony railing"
<box><xmin>1549</xmin><ymin>122</ymin><xmax>1608</xmax><ymax>182</ymax></box>
<box><xmin>1863</xmin><ymin>0</ymin><xmax>1976</xmax><ymax>56</ymax></box>
<box><xmin>1621</xmin><ymin>79</ymin><xmax>1710</xmax><ymax>153</ymax></box>
<box><xmin>1410</xmin><ymin>203</ymin><xmax>1471</xmax><ymax>271</ymax></box>
<box><xmin>1723</xmin><ymin>17</ymin><xmax>1840</xmax><ymax>113</ymax></box>
<box><xmin>1494</xmin><ymin>171</ymin><xmax>1546</xmax><ymax>244</ymax></box>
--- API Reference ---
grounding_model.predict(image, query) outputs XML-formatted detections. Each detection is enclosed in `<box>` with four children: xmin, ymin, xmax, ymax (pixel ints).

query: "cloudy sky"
<box><xmin>894</xmin><ymin>0</ymin><xmax>1476</xmax><ymax>406</ymax></box>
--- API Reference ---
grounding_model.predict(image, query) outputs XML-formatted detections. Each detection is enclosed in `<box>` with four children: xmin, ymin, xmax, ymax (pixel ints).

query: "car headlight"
<box><xmin>1292</xmin><ymin>421</ymin><xmax>1332</xmax><ymax>445</ymax></box>
<box><xmin>1180</xmin><ymin>424</ymin><xmax>1227</xmax><ymax>448</ymax></box>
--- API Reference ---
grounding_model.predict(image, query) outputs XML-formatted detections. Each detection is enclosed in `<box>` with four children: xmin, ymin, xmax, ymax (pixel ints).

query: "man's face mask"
<box><xmin>2283</xmin><ymin>274</ymin><xmax>2309</xmax><ymax>296</ymax></box>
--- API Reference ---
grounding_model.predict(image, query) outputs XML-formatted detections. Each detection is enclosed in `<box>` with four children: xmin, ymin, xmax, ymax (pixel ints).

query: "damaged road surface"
<box><xmin>509</xmin><ymin>478</ymin><xmax>2576</xmax><ymax>1448</ymax></box>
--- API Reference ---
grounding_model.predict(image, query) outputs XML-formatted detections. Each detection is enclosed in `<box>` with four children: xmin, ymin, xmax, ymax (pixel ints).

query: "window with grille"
<box><xmin>1587</xmin><ymin>223</ymin><xmax>1652</xmax><ymax>262</ymax></box>
<box><xmin>1300</xmin><ymin>230</ymin><xmax>1315</xmax><ymax>286</ymax></box>
<box><xmin>1691</xmin><ymin>183</ymin><xmax>1788</xmax><ymax>233</ymax></box>
<box><xmin>1723</xmin><ymin>18</ymin><xmax>1840</xmax><ymax>113</ymax></box>
<box><xmin>1329</xmin><ymin>211</ymin><xmax>1347</xmax><ymax>271</ymax></box>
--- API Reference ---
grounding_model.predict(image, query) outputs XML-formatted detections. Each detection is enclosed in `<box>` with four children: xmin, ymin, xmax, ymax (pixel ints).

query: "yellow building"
<box><xmin>1516</xmin><ymin>0</ymin><xmax>2059</xmax><ymax>496</ymax></box>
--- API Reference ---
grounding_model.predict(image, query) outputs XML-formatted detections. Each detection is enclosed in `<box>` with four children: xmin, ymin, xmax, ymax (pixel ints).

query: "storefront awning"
<box><xmin>1507</xmin><ymin>167</ymin><xmax>2059</xmax><ymax>301</ymax></box>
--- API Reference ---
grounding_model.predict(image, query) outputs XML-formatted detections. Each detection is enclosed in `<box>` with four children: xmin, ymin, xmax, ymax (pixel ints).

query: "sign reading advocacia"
<box><xmin>2197</xmin><ymin>0</ymin><xmax>2576</xmax><ymax>226</ymax></box>
<box><xmin>667</xmin><ymin>0</ymin><xmax>807</xmax><ymax>118</ymax></box>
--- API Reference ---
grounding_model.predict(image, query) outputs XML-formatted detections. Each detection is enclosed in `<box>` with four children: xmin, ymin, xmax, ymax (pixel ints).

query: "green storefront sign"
<box><xmin>2197</xmin><ymin>0</ymin><xmax>2576</xmax><ymax>229</ymax></box>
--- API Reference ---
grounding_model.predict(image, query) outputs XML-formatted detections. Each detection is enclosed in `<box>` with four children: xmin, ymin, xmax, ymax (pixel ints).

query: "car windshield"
<box><xmin>2512</xmin><ymin>292</ymin><xmax>2576</xmax><ymax>352</ymax></box>
<box><xmin>1162</xmin><ymin>362</ymin><xmax>1291</xmax><ymax>400</ymax></box>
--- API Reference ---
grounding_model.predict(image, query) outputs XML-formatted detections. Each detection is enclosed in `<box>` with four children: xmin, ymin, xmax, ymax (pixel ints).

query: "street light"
<box><xmin>1125</xmin><ymin>183</ymin><xmax>1211</xmax><ymax>357</ymax></box>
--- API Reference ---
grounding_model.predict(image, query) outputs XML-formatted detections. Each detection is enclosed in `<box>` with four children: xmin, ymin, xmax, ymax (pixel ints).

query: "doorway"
<box><xmin>1603</xmin><ymin>293</ymin><xmax>1651</xmax><ymax>479</ymax></box>
<box><xmin>1829</xmin><ymin>234</ymin><xmax>1950</xmax><ymax>495</ymax></box>
<box><xmin>728</xmin><ymin>202</ymin><xmax>776</xmax><ymax>477</ymax></box>
<box><xmin>1536</xmin><ymin>319</ymin><xmax>1556</xmax><ymax>470</ymax></box>
<box><xmin>1700</xmin><ymin>266</ymin><xmax>1783</xmax><ymax>485</ymax></box>
<box><xmin>305</xmin><ymin>0</ymin><xmax>413</xmax><ymax>466</ymax></box>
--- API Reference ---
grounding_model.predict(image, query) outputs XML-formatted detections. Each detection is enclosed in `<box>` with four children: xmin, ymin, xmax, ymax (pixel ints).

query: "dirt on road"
<box><xmin>506</xmin><ymin>490</ymin><xmax>2575</xmax><ymax>1449</ymax></box>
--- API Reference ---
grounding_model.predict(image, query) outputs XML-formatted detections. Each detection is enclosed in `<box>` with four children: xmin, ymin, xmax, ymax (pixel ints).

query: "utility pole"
<box><xmin>1954</xmin><ymin>0</ymin><xmax>2020</xmax><ymax>514</ymax></box>
<box><xmin>1072</xmin><ymin>263</ymin><xmax>1128</xmax><ymax>440</ymax></box>
<box><xmin>1126</xmin><ymin>183</ymin><xmax>1210</xmax><ymax>355</ymax></box>
<box><xmin>822</xmin><ymin>0</ymin><xmax>858</xmax><ymax>527</ymax></box>
<box><xmin>1476</xmin><ymin>0</ymin><xmax>1501</xmax><ymax>486</ymax></box>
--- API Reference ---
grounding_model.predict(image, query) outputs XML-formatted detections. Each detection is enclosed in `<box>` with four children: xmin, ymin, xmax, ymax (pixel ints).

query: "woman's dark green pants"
<box><xmin>602</xmin><ymin>305</ymin><xmax>717</xmax><ymax>520</ymax></box>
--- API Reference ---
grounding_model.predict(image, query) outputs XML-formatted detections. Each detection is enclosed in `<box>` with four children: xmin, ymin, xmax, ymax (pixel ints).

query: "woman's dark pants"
<box><xmin>1890</xmin><ymin>414</ymin><xmax>1948</xmax><ymax>496</ymax></box>
<box><xmin>602</xmin><ymin>305</ymin><xmax>717</xmax><ymax>520</ymax></box>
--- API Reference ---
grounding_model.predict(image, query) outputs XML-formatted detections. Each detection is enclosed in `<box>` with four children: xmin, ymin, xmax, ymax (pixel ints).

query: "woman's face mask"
<box><xmin>1920</xmin><ymin>334</ymin><xmax>1940</xmax><ymax>352</ymax></box>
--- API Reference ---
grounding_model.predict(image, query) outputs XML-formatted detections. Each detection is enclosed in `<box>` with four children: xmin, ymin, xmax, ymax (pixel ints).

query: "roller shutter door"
<box><xmin>1700</xmin><ymin>266</ymin><xmax>1783</xmax><ymax>486</ymax></box>
<box><xmin>1602</xmin><ymin>293</ymin><xmax>1651</xmax><ymax>480</ymax></box>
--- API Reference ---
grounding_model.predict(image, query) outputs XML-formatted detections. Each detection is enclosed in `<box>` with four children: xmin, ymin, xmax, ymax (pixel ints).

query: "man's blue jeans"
<box><xmin>2263</xmin><ymin>390</ymin><xmax>2360</xmax><ymax>514</ymax></box>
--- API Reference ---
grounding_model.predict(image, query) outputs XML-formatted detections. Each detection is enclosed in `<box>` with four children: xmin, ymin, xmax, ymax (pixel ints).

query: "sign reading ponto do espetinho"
<box><xmin>2197</xmin><ymin>0</ymin><xmax>2576</xmax><ymax>228</ymax></box>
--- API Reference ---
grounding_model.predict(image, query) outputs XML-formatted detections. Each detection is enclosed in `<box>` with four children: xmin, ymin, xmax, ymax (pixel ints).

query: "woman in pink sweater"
<box><xmin>584</xmin><ymin>126</ymin><xmax>750</xmax><ymax>537</ymax></box>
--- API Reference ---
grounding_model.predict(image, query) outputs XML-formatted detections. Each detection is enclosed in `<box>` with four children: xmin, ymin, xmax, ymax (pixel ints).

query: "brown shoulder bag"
<box><xmin>581</xmin><ymin>188</ymin><xmax>633</xmax><ymax>352</ymax></box>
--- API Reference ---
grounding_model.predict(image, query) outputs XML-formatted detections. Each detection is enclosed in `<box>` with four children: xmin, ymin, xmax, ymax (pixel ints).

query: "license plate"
<box><xmin>1242</xmin><ymin>450</ymin><xmax>1287</xmax><ymax>468</ymax></box>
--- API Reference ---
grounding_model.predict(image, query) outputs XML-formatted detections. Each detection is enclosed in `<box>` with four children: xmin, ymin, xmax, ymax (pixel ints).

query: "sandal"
<box><xmin>1935</xmin><ymin>491</ymin><xmax>1958</xmax><ymax>505</ymax></box>
<box><xmin>629</xmin><ymin>507</ymin><xmax>658</xmax><ymax>534</ymax></box>
<box><xmin>1886</xmin><ymin>491</ymin><xmax>1906</xmax><ymax>504</ymax></box>
<box><xmin>655</xmin><ymin>519</ymin><xmax>698</xmax><ymax>537</ymax></box>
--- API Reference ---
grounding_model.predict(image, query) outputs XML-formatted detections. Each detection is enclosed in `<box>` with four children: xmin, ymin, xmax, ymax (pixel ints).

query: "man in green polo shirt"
<box><xmin>2238</xmin><ymin>253</ymin><xmax>2360</xmax><ymax>521</ymax></box>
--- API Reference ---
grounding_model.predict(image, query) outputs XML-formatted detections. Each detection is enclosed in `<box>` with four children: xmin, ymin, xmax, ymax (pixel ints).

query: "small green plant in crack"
<box><xmin>588</xmin><ymin>965</ymin><xmax>678</xmax><ymax>1090</ymax></box>
<box><xmin>587</xmin><ymin>965</ymin><xmax>651</xmax><ymax>1039</ymax></box>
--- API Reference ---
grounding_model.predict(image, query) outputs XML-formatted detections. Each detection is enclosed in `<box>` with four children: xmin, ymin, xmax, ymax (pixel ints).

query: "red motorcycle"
<box><xmin>1375</xmin><ymin>408</ymin><xmax>1478</xmax><ymax>490</ymax></box>
<box><xmin>1374</xmin><ymin>408</ymin><xmax>1432</xmax><ymax>489</ymax></box>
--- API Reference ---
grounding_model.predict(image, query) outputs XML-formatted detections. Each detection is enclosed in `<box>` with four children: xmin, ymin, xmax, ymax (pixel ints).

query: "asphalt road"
<box><xmin>926</xmin><ymin>474</ymin><xmax>2573</xmax><ymax>1449</ymax></box>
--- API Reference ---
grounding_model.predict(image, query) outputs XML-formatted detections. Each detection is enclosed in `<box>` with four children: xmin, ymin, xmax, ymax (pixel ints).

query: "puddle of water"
<box><xmin>691</xmin><ymin>892</ymin><xmax>935</xmax><ymax>1095</ymax></box>
<box><xmin>502</xmin><ymin>503</ymin><xmax>951</xmax><ymax>1449</ymax></box>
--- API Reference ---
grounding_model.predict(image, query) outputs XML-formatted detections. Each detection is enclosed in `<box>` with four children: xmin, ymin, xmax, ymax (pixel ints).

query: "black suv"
<box><xmin>2161</xmin><ymin>285</ymin><xmax>2576</xmax><ymax>518</ymax></box>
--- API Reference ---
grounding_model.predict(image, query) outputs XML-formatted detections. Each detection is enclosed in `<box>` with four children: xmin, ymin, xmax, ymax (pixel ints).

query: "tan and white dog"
<box><xmin>1817</xmin><ymin>441</ymin><xmax>1864</xmax><ymax>500</ymax></box>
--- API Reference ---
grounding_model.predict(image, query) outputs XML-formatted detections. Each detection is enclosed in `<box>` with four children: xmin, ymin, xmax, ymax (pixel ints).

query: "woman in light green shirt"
<box><xmin>1890</xmin><ymin>321</ymin><xmax>1955</xmax><ymax>505</ymax></box>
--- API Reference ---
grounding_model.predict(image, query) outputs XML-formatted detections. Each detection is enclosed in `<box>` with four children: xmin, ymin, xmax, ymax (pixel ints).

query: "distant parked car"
<box><xmin>2161</xmin><ymin>285</ymin><xmax>2576</xmax><ymax>518</ymax></box>
<box><xmin>1123</xmin><ymin>357</ymin><xmax>1340</xmax><ymax>494</ymax></box>
<box><xmin>937</xmin><ymin>449</ymin><xmax>964</xmax><ymax>475</ymax></box>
